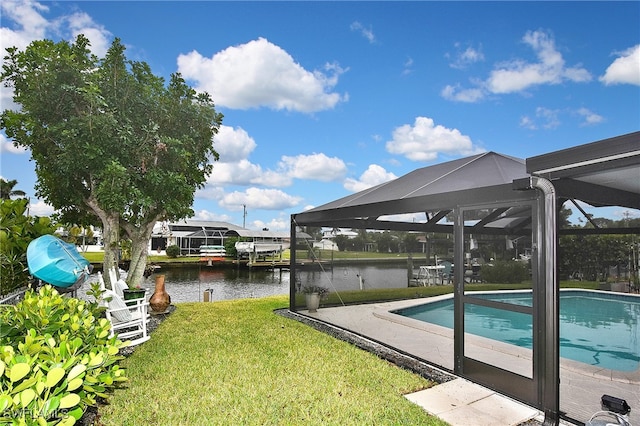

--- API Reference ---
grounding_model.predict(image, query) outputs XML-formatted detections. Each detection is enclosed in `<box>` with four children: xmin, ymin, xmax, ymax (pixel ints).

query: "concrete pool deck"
<box><xmin>302</xmin><ymin>298</ymin><xmax>639</xmax><ymax>426</ymax></box>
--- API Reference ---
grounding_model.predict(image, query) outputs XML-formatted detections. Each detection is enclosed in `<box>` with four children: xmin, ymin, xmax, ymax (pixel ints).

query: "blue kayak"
<box><xmin>27</xmin><ymin>235</ymin><xmax>91</xmax><ymax>287</ymax></box>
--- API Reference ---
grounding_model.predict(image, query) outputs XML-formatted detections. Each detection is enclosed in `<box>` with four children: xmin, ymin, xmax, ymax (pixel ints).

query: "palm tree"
<box><xmin>0</xmin><ymin>178</ymin><xmax>27</xmax><ymax>199</ymax></box>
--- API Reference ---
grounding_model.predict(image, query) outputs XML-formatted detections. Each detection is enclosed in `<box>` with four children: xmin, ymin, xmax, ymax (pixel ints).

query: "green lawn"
<box><xmin>99</xmin><ymin>296</ymin><xmax>448</xmax><ymax>425</ymax></box>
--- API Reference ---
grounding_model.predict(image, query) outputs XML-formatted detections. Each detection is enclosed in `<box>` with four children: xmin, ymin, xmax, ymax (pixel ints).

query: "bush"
<box><xmin>0</xmin><ymin>198</ymin><xmax>56</xmax><ymax>295</ymax></box>
<box><xmin>481</xmin><ymin>261</ymin><xmax>529</xmax><ymax>284</ymax></box>
<box><xmin>0</xmin><ymin>286</ymin><xmax>128</xmax><ymax>424</ymax></box>
<box><xmin>165</xmin><ymin>244</ymin><xmax>180</xmax><ymax>258</ymax></box>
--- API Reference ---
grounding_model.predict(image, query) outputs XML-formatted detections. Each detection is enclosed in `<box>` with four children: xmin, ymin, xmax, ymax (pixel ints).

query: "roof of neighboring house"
<box><xmin>166</xmin><ymin>220</ymin><xmax>245</xmax><ymax>231</ymax></box>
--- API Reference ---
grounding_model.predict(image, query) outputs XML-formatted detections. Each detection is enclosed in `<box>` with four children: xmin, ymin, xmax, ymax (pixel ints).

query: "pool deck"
<box><xmin>303</xmin><ymin>298</ymin><xmax>639</xmax><ymax>426</ymax></box>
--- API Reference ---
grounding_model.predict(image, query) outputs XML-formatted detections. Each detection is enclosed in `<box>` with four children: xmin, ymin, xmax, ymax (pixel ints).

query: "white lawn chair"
<box><xmin>107</xmin><ymin>267</ymin><xmax>129</xmax><ymax>298</ymax></box>
<box><xmin>97</xmin><ymin>272</ymin><xmax>150</xmax><ymax>346</ymax></box>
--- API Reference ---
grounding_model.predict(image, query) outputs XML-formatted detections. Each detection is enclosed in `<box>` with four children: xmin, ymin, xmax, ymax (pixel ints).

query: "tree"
<box><xmin>402</xmin><ymin>233</ymin><xmax>421</xmax><ymax>253</ymax></box>
<box><xmin>2</xmin><ymin>36</ymin><xmax>223</xmax><ymax>288</ymax></box>
<box><xmin>333</xmin><ymin>235</ymin><xmax>350</xmax><ymax>251</ymax></box>
<box><xmin>0</xmin><ymin>178</ymin><xmax>26</xmax><ymax>199</ymax></box>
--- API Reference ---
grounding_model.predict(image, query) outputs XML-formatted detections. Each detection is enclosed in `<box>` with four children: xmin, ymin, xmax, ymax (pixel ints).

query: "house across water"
<box><xmin>149</xmin><ymin>220</ymin><xmax>293</xmax><ymax>259</ymax></box>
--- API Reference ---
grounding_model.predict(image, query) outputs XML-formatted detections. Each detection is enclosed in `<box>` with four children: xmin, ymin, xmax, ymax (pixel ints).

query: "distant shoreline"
<box><xmin>91</xmin><ymin>255</ymin><xmax>418</xmax><ymax>272</ymax></box>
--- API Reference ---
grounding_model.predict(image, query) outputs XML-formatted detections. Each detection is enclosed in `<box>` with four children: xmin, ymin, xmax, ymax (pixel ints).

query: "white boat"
<box><xmin>234</xmin><ymin>242</ymin><xmax>288</xmax><ymax>255</ymax></box>
<box><xmin>199</xmin><ymin>245</ymin><xmax>226</xmax><ymax>262</ymax></box>
<box><xmin>409</xmin><ymin>265</ymin><xmax>444</xmax><ymax>286</ymax></box>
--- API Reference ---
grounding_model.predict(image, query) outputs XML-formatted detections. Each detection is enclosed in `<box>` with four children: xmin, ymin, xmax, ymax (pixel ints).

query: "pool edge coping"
<box><xmin>374</xmin><ymin>291</ymin><xmax>640</xmax><ymax>385</ymax></box>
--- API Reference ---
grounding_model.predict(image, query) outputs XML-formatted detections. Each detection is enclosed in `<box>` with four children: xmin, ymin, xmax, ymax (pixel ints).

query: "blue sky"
<box><xmin>1</xmin><ymin>1</ymin><xmax>639</xmax><ymax>230</ymax></box>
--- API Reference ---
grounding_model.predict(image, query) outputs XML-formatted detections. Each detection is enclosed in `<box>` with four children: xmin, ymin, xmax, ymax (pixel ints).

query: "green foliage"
<box><xmin>300</xmin><ymin>285</ymin><xmax>330</xmax><ymax>298</ymax></box>
<box><xmin>0</xmin><ymin>286</ymin><xmax>128</xmax><ymax>424</ymax></box>
<box><xmin>480</xmin><ymin>261</ymin><xmax>529</xmax><ymax>284</ymax></box>
<box><xmin>85</xmin><ymin>281</ymin><xmax>107</xmax><ymax>307</ymax></box>
<box><xmin>0</xmin><ymin>178</ymin><xmax>26</xmax><ymax>200</ymax></box>
<box><xmin>165</xmin><ymin>245</ymin><xmax>180</xmax><ymax>258</ymax></box>
<box><xmin>333</xmin><ymin>235</ymin><xmax>350</xmax><ymax>251</ymax></box>
<box><xmin>559</xmin><ymin>234</ymin><xmax>634</xmax><ymax>281</ymax></box>
<box><xmin>0</xmin><ymin>198</ymin><xmax>55</xmax><ymax>295</ymax></box>
<box><xmin>223</xmin><ymin>238</ymin><xmax>238</xmax><ymax>258</ymax></box>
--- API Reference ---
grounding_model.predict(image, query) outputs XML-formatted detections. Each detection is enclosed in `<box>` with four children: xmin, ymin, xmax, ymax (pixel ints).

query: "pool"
<box><xmin>391</xmin><ymin>290</ymin><xmax>640</xmax><ymax>372</ymax></box>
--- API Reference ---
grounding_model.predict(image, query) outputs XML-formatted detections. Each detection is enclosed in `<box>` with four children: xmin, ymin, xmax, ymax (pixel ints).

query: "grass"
<box><xmin>81</xmin><ymin>251</ymin><xmax>200</xmax><ymax>264</ymax></box>
<box><xmin>99</xmin><ymin>296</ymin><xmax>447</xmax><ymax>425</ymax></box>
<box><xmin>81</xmin><ymin>250</ymin><xmax>414</xmax><ymax>264</ymax></box>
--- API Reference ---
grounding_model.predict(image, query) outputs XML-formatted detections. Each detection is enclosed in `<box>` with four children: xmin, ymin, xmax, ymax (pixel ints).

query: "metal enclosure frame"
<box><xmin>289</xmin><ymin>131</ymin><xmax>639</xmax><ymax>426</ymax></box>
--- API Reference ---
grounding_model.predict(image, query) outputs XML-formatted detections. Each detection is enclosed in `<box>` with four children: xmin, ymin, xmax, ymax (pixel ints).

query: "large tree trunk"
<box><xmin>86</xmin><ymin>195</ymin><xmax>120</xmax><ymax>289</ymax></box>
<box><xmin>122</xmin><ymin>219</ymin><xmax>158</xmax><ymax>289</ymax></box>
<box><xmin>101</xmin><ymin>215</ymin><xmax>121</xmax><ymax>288</ymax></box>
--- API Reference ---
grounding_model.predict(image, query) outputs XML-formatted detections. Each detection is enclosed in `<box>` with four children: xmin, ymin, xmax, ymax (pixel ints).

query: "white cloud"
<box><xmin>251</xmin><ymin>215</ymin><xmax>290</xmax><ymax>231</ymax></box>
<box><xmin>219</xmin><ymin>187</ymin><xmax>301</xmax><ymax>211</ymax></box>
<box><xmin>0</xmin><ymin>0</ymin><xmax>49</xmax><ymax>53</ymax></box>
<box><xmin>576</xmin><ymin>107</ymin><xmax>604</xmax><ymax>126</ymax></box>
<box><xmin>350</xmin><ymin>21</ymin><xmax>375</xmax><ymax>44</ymax></box>
<box><xmin>278</xmin><ymin>153</ymin><xmax>347</xmax><ymax>182</ymax></box>
<box><xmin>28</xmin><ymin>198</ymin><xmax>54</xmax><ymax>217</ymax></box>
<box><xmin>519</xmin><ymin>107</ymin><xmax>561</xmax><ymax>130</ymax></box>
<box><xmin>442</xmin><ymin>30</ymin><xmax>591</xmax><ymax>102</ymax></box>
<box><xmin>344</xmin><ymin>164</ymin><xmax>397</xmax><ymax>192</ymax></box>
<box><xmin>386</xmin><ymin>117</ymin><xmax>484</xmax><ymax>162</ymax></box>
<box><xmin>1</xmin><ymin>0</ymin><xmax>50</xmax><ymax>110</ymax></box>
<box><xmin>192</xmin><ymin>209</ymin><xmax>233</xmax><ymax>223</ymax></box>
<box><xmin>177</xmin><ymin>37</ymin><xmax>347</xmax><ymax>112</ymax></box>
<box><xmin>441</xmin><ymin>84</ymin><xmax>485</xmax><ymax>103</ymax></box>
<box><xmin>0</xmin><ymin>1</ymin><xmax>110</xmax><ymax>57</ymax></box>
<box><xmin>448</xmin><ymin>43</ymin><xmax>484</xmax><ymax>69</ymax></box>
<box><xmin>64</xmin><ymin>11</ymin><xmax>112</xmax><ymax>57</ymax></box>
<box><xmin>195</xmin><ymin>186</ymin><xmax>225</xmax><ymax>201</ymax></box>
<box><xmin>402</xmin><ymin>57</ymin><xmax>414</xmax><ymax>76</ymax></box>
<box><xmin>600</xmin><ymin>45</ymin><xmax>640</xmax><ymax>86</ymax></box>
<box><xmin>206</xmin><ymin>126</ymin><xmax>291</xmax><ymax>188</ymax></box>
<box><xmin>536</xmin><ymin>107</ymin><xmax>561</xmax><ymax>129</ymax></box>
<box><xmin>520</xmin><ymin>106</ymin><xmax>603</xmax><ymax>130</ymax></box>
<box><xmin>487</xmin><ymin>30</ymin><xmax>591</xmax><ymax>94</ymax></box>
<box><xmin>0</xmin><ymin>133</ymin><xmax>27</xmax><ymax>154</ymax></box>
<box><xmin>206</xmin><ymin>128</ymin><xmax>348</xmax><ymax>191</ymax></box>
<box><xmin>207</xmin><ymin>160</ymin><xmax>292</xmax><ymax>187</ymax></box>
<box><xmin>213</xmin><ymin>125</ymin><xmax>256</xmax><ymax>163</ymax></box>
<box><xmin>519</xmin><ymin>116</ymin><xmax>537</xmax><ymax>130</ymax></box>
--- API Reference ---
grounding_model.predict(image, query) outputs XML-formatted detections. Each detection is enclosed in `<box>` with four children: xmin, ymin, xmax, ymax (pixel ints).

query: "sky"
<box><xmin>1</xmin><ymin>1</ymin><xmax>639</xmax><ymax>231</ymax></box>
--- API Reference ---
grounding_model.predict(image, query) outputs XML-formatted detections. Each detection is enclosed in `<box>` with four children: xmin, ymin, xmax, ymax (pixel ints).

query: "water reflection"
<box><xmin>81</xmin><ymin>263</ymin><xmax>411</xmax><ymax>303</ymax></box>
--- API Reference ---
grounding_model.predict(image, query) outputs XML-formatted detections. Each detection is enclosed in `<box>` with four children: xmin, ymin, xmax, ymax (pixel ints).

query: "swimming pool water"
<box><xmin>392</xmin><ymin>290</ymin><xmax>640</xmax><ymax>372</ymax></box>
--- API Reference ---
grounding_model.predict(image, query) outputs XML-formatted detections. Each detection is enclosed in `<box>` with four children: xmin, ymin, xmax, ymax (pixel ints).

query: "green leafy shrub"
<box><xmin>165</xmin><ymin>245</ymin><xmax>180</xmax><ymax>258</ymax></box>
<box><xmin>0</xmin><ymin>198</ymin><xmax>56</xmax><ymax>295</ymax></box>
<box><xmin>0</xmin><ymin>286</ymin><xmax>128</xmax><ymax>424</ymax></box>
<box><xmin>481</xmin><ymin>261</ymin><xmax>529</xmax><ymax>284</ymax></box>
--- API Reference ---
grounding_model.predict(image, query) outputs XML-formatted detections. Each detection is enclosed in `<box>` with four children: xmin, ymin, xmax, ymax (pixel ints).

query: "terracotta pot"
<box><xmin>149</xmin><ymin>275</ymin><xmax>171</xmax><ymax>313</ymax></box>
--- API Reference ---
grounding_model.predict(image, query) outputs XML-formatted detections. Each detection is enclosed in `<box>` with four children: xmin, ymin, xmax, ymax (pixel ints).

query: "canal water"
<box><xmin>83</xmin><ymin>263</ymin><xmax>410</xmax><ymax>303</ymax></box>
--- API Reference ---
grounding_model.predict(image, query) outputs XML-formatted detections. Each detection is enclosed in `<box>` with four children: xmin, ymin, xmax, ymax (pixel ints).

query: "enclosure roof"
<box><xmin>293</xmin><ymin>151</ymin><xmax>532</xmax><ymax>231</ymax></box>
<box><xmin>293</xmin><ymin>132</ymin><xmax>640</xmax><ymax>233</ymax></box>
<box><xmin>527</xmin><ymin>131</ymin><xmax>640</xmax><ymax>209</ymax></box>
